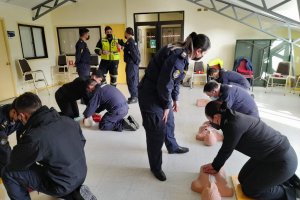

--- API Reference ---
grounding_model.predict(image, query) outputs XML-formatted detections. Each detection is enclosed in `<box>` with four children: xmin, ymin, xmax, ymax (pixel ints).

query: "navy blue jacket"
<box><xmin>8</xmin><ymin>106</ymin><xmax>87</xmax><ymax>195</ymax></box>
<box><xmin>124</xmin><ymin>38</ymin><xmax>140</xmax><ymax>65</ymax></box>
<box><xmin>218</xmin><ymin>70</ymin><xmax>250</xmax><ymax>90</ymax></box>
<box><xmin>219</xmin><ymin>84</ymin><xmax>259</xmax><ymax>117</ymax></box>
<box><xmin>212</xmin><ymin>111</ymin><xmax>289</xmax><ymax>171</ymax></box>
<box><xmin>55</xmin><ymin>78</ymin><xmax>91</xmax><ymax>103</ymax></box>
<box><xmin>83</xmin><ymin>84</ymin><xmax>128</xmax><ymax>118</ymax></box>
<box><xmin>0</xmin><ymin>104</ymin><xmax>22</xmax><ymax>138</ymax></box>
<box><xmin>139</xmin><ymin>45</ymin><xmax>189</xmax><ymax>110</ymax></box>
<box><xmin>75</xmin><ymin>39</ymin><xmax>90</xmax><ymax>65</ymax></box>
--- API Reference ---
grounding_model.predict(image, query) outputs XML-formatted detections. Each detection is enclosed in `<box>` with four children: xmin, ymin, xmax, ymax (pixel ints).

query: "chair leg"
<box><xmin>41</xmin><ymin>72</ymin><xmax>50</xmax><ymax>95</ymax></box>
<box><xmin>32</xmin><ymin>76</ymin><xmax>38</xmax><ymax>95</ymax></box>
<box><xmin>271</xmin><ymin>78</ymin><xmax>274</xmax><ymax>92</ymax></box>
<box><xmin>265</xmin><ymin>76</ymin><xmax>270</xmax><ymax>93</ymax></box>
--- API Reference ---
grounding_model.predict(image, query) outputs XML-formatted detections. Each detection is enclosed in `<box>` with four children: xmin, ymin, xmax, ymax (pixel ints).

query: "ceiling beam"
<box><xmin>233</xmin><ymin>0</ymin><xmax>300</xmax><ymax>26</ymax></box>
<box><xmin>32</xmin><ymin>0</ymin><xmax>77</xmax><ymax>21</ymax></box>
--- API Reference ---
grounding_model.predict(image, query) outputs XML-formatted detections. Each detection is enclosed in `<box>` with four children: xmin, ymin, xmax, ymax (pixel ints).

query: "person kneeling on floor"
<box><xmin>83</xmin><ymin>75</ymin><xmax>139</xmax><ymax>132</ymax></box>
<box><xmin>202</xmin><ymin>101</ymin><xmax>299</xmax><ymax>200</ymax></box>
<box><xmin>1</xmin><ymin>92</ymin><xmax>97</xmax><ymax>200</ymax></box>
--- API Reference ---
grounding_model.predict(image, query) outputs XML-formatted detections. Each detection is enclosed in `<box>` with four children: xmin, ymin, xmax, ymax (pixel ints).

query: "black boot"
<box><xmin>127</xmin><ymin>97</ymin><xmax>138</xmax><ymax>104</ymax></box>
<box><xmin>151</xmin><ymin>169</ymin><xmax>166</xmax><ymax>181</ymax></box>
<box><xmin>127</xmin><ymin>115</ymin><xmax>139</xmax><ymax>129</ymax></box>
<box><xmin>122</xmin><ymin>118</ymin><xmax>137</xmax><ymax>131</ymax></box>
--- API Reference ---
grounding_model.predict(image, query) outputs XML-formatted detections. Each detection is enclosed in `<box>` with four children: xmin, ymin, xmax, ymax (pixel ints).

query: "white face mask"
<box><xmin>210</xmin><ymin>96</ymin><xmax>218</xmax><ymax>101</ymax></box>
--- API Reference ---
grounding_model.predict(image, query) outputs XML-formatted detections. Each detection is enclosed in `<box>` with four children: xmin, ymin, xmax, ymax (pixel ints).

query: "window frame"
<box><xmin>18</xmin><ymin>24</ymin><xmax>48</xmax><ymax>60</ymax></box>
<box><xmin>56</xmin><ymin>26</ymin><xmax>101</xmax><ymax>56</ymax></box>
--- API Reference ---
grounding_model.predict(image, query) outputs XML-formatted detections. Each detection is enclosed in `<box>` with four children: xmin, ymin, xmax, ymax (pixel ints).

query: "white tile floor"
<box><xmin>1</xmin><ymin>85</ymin><xmax>300</xmax><ymax>200</ymax></box>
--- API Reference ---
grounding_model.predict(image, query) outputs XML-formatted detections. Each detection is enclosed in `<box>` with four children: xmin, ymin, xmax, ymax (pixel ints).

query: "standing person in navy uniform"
<box><xmin>0</xmin><ymin>102</ymin><xmax>22</xmax><ymax>176</ymax></box>
<box><xmin>75</xmin><ymin>28</ymin><xmax>91</xmax><ymax>80</ymax></box>
<box><xmin>123</xmin><ymin>27</ymin><xmax>141</xmax><ymax>104</ymax></box>
<box><xmin>138</xmin><ymin>32</ymin><xmax>211</xmax><ymax>181</ymax></box>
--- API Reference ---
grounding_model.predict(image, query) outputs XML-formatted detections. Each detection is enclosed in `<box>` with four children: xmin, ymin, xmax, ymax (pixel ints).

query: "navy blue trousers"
<box><xmin>99</xmin><ymin>60</ymin><xmax>119</xmax><ymax>86</ymax></box>
<box><xmin>126</xmin><ymin>62</ymin><xmax>139</xmax><ymax>98</ymax></box>
<box><xmin>99</xmin><ymin>107</ymin><xmax>128</xmax><ymax>132</ymax></box>
<box><xmin>1</xmin><ymin>165</ymin><xmax>81</xmax><ymax>200</ymax></box>
<box><xmin>139</xmin><ymin>108</ymin><xmax>179</xmax><ymax>171</ymax></box>
<box><xmin>77</xmin><ymin>64</ymin><xmax>90</xmax><ymax>80</ymax></box>
<box><xmin>0</xmin><ymin>143</ymin><xmax>11</xmax><ymax>176</ymax></box>
<box><xmin>238</xmin><ymin>147</ymin><xmax>298</xmax><ymax>200</ymax></box>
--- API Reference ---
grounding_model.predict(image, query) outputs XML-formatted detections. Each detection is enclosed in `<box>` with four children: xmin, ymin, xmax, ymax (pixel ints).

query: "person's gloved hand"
<box><xmin>83</xmin><ymin>117</ymin><xmax>95</xmax><ymax>127</ymax></box>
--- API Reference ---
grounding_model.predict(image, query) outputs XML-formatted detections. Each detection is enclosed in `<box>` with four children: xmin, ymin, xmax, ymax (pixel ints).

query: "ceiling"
<box><xmin>0</xmin><ymin>0</ymin><xmax>47</xmax><ymax>8</ymax></box>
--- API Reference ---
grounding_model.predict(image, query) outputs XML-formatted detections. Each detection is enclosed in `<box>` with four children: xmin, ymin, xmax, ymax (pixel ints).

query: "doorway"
<box><xmin>0</xmin><ymin>19</ymin><xmax>15</xmax><ymax>101</ymax></box>
<box><xmin>134</xmin><ymin>11</ymin><xmax>184</xmax><ymax>68</ymax></box>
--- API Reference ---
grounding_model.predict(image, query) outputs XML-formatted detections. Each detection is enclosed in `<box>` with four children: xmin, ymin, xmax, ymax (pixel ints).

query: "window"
<box><xmin>18</xmin><ymin>24</ymin><xmax>48</xmax><ymax>59</ymax></box>
<box><xmin>57</xmin><ymin>26</ymin><xmax>101</xmax><ymax>56</ymax></box>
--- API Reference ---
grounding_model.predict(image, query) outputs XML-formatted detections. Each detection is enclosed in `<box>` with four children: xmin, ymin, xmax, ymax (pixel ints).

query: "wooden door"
<box><xmin>0</xmin><ymin>20</ymin><xmax>15</xmax><ymax>101</ymax></box>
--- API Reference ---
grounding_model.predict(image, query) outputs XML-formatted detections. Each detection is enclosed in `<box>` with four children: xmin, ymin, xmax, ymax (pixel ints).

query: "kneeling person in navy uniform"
<box><xmin>208</xmin><ymin>68</ymin><xmax>250</xmax><ymax>90</ymax></box>
<box><xmin>123</xmin><ymin>27</ymin><xmax>141</xmax><ymax>104</ymax></box>
<box><xmin>204</xmin><ymin>81</ymin><xmax>259</xmax><ymax>118</ymax></box>
<box><xmin>0</xmin><ymin>102</ymin><xmax>22</xmax><ymax>176</ymax></box>
<box><xmin>83</xmin><ymin>74</ymin><xmax>139</xmax><ymax>132</ymax></box>
<box><xmin>138</xmin><ymin>32</ymin><xmax>211</xmax><ymax>181</ymax></box>
<box><xmin>1</xmin><ymin>92</ymin><xmax>96</xmax><ymax>200</ymax></box>
<box><xmin>55</xmin><ymin>78</ymin><xmax>98</xmax><ymax>119</ymax></box>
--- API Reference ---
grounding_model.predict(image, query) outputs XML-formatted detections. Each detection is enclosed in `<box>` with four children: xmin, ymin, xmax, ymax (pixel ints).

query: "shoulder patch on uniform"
<box><xmin>173</xmin><ymin>70</ymin><xmax>181</xmax><ymax>79</ymax></box>
<box><xmin>134</xmin><ymin>42</ymin><xmax>137</xmax><ymax>45</ymax></box>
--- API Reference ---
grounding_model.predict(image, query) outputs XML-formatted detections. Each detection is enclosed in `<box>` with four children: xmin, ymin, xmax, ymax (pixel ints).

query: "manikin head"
<box><xmin>208</xmin><ymin>68</ymin><xmax>220</xmax><ymax>80</ymax></box>
<box><xmin>105</xmin><ymin>26</ymin><xmax>113</xmax><ymax>39</ymax></box>
<box><xmin>79</xmin><ymin>28</ymin><xmax>90</xmax><ymax>41</ymax></box>
<box><xmin>15</xmin><ymin>92</ymin><xmax>42</xmax><ymax>125</ymax></box>
<box><xmin>125</xmin><ymin>27</ymin><xmax>134</xmax><ymax>40</ymax></box>
<box><xmin>203</xmin><ymin>81</ymin><xmax>221</xmax><ymax>100</ymax></box>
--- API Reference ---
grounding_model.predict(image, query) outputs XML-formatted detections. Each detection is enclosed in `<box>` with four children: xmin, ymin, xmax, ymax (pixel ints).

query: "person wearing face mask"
<box><xmin>94</xmin><ymin>26</ymin><xmax>122</xmax><ymax>86</ymax></box>
<box><xmin>122</xmin><ymin>27</ymin><xmax>141</xmax><ymax>104</ymax></box>
<box><xmin>138</xmin><ymin>32</ymin><xmax>211</xmax><ymax>181</ymax></box>
<box><xmin>207</xmin><ymin>68</ymin><xmax>250</xmax><ymax>90</ymax></box>
<box><xmin>202</xmin><ymin>100</ymin><xmax>299</xmax><ymax>200</ymax></box>
<box><xmin>75</xmin><ymin>28</ymin><xmax>91</xmax><ymax>80</ymax></box>
<box><xmin>1</xmin><ymin>92</ymin><xmax>97</xmax><ymax>200</ymax></box>
<box><xmin>55</xmin><ymin>78</ymin><xmax>98</xmax><ymax>119</ymax></box>
<box><xmin>0</xmin><ymin>101</ymin><xmax>23</xmax><ymax>176</ymax></box>
<box><xmin>203</xmin><ymin>80</ymin><xmax>259</xmax><ymax>118</ymax></box>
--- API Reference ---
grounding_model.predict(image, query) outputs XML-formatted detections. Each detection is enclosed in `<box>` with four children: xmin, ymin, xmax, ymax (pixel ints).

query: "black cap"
<box><xmin>92</xmin><ymin>70</ymin><xmax>104</xmax><ymax>78</ymax></box>
<box><xmin>79</xmin><ymin>28</ymin><xmax>89</xmax><ymax>36</ymax></box>
<box><xmin>125</xmin><ymin>27</ymin><xmax>134</xmax><ymax>36</ymax></box>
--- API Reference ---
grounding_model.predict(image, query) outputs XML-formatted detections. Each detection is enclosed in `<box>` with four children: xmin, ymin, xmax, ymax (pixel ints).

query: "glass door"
<box><xmin>136</xmin><ymin>25</ymin><xmax>158</xmax><ymax>68</ymax></box>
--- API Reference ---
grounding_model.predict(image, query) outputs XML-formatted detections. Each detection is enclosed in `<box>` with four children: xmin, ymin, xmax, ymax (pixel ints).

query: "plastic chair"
<box><xmin>235</xmin><ymin>58</ymin><xmax>254</xmax><ymax>91</ymax></box>
<box><xmin>18</xmin><ymin>59</ymin><xmax>50</xmax><ymax>95</ymax></box>
<box><xmin>190</xmin><ymin>61</ymin><xmax>207</xmax><ymax>88</ymax></box>
<box><xmin>52</xmin><ymin>54</ymin><xmax>69</xmax><ymax>83</ymax></box>
<box><xmin>265</xmin><ymin>62</ymin><xmax>295</xmax><ymax>95</ymax></box>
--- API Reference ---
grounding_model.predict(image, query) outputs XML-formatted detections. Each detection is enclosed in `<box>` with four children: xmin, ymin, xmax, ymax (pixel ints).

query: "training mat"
<box><xmin>231</xmin><ymin>176</ymin><xmax>253</xmax><ymax>200</ymax></box>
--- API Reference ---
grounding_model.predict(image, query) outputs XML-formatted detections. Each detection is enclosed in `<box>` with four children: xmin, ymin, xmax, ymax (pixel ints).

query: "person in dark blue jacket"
<box><xmin>208</xmin><ymin>68</ymin><xmax>250</xmax><ymax>90</ymax></box>
<box><xmin>123</xmin><ymin>27</ymin><xmax>141</xmax><ymax>104</ymax></box>
<box><xmin>1</xmin><ymin>92</ymin><xmax>96</xmax><ymax>200</ymax></box>
<box><xmin>203</xmin><ymin>101</ymin><xmax>298</xmax><ymax>200</ymax></box>
<box><xmin>55</xmin><ymin>78</ymin><xmax>98</xmax><ymax>119</ymax></box>
<box><xmin>138</xmin><ymin>32</ymin><xmax>211</xmax><ymax>181</ymax></box>
<box><xmin>83</xmin><ymin>83</ymin><xmax>139</xmax><ymax>132</ymax></box>
<box><xmin>75</xmin><ymin>28</ymin><xmax>91</xmax><ymax>80</ymax></box>
<box><xmin>0</xmin><ymin>102</ymin><xmax>22</xmax><ymax>176</ymax></box>
<box><xmin>204</xmin><ymin>81</ymin><xmax>259</xmax><ymax>118</ymax></box>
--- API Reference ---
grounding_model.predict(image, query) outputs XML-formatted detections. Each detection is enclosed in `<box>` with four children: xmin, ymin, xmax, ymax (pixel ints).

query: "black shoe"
<box><xmin>169</xmin><ymin>146</ymin><xmax>189</xmax><ymax>154</ymax></box>
<box><xmin>151</xmin><ymin>170</ymin><xmax>166</xmax><ymax>181</ymax></box>
<box><xmin>67</xmin><ymin>185</ymin><xmax>97</xmax><ymax>200</ymax></box>
<box><xmin>122</xmin><ymin>118</ymin><xmax>137</xmax><ymax>131</ymax></box>
<box><xmin>127</xmin><ymin>97</ymin><xmax>138</xmax><ymax>104</ymax></box>
<box><xmin>289</xmin><ymin>174</ymin><xmax>300</xmax><ymax>190</ymax></box>
<box><xmin>127</xmin><ymin>115</ymin><xmax>139</xmax><ymax>129</ymax></box>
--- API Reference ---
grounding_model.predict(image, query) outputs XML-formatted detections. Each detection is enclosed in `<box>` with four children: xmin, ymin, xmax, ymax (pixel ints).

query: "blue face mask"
<box><xmin>210</xmin><ymin>96</ymin><xmax>218</xmax><ymax>101</ymax></box>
